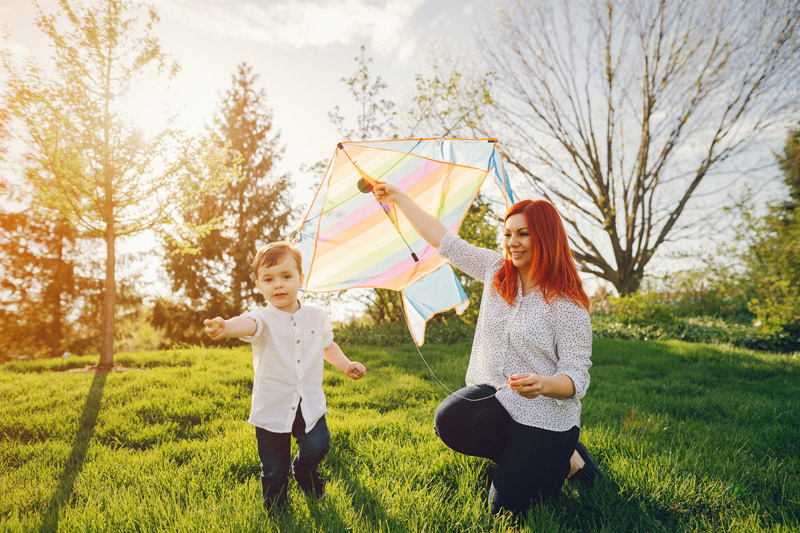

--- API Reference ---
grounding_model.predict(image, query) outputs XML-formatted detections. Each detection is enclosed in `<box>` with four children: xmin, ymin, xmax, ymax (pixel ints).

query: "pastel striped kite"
<box><xmin>296</xmin><ymin>138</ymin><xmax>515</xmax><ymax>345</ymax></box>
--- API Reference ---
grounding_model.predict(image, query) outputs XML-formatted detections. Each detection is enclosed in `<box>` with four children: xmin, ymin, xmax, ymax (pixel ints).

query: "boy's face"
<box><xmin>255</xmin><ymin>254</ymin><xmax>303</xmax><ymax>313</ymax></box>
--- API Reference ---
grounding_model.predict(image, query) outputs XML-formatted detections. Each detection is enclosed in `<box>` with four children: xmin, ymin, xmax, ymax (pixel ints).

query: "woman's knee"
<box><xmin>433</xmin><ymin>397</ymin><xmax>464</xmax><ymax>447</ymax></box>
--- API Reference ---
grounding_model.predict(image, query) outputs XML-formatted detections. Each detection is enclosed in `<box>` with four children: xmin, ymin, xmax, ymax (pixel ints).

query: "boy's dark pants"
<box><xmin>255</xmin><ymin>401</ymin><xmax>331</xmax><ymax>509</ymax></box>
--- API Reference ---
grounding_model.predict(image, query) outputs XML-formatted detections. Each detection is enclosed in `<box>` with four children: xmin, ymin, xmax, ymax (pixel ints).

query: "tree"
<box><xmin>741</xmin><ymin>124</ymin><xmax>800</xmax><ymax>336</ymax></box>
<box><xmin>329</xmin><ymin>45</ymin><xmax>397</xmax><ymax>142</ymax></box>
<box><xmin>477</xmin><ymin>0</ymin><xmax>800</xmax><ymax>294</ymax></box>
<box><xmin>777</xmin><ymin>125</ymin><xmax>800</xmax><ymax>209</ymax></box>
<box><xmin>0</xmin><ymin>105</ymin><xmax>8</xmax><ymax>164</ymax></box>
<box><xmin>0</xmin><ymin>208</ymin><xmax>79</xmax><ymax>359</ymax></box>
<box><xmin>404</xmin><ymin>53</ymin><xmax>494</xmax><ymax>140</ymax></box>
<box><xmin>157</xmin><ymin>63</ymin><xmax>293</xmax><ymax>345</ymax></box>
<box><xmin>3</xmin><ymin>0</ymin><xmax>228</xmax><ymax>368</ymax></box>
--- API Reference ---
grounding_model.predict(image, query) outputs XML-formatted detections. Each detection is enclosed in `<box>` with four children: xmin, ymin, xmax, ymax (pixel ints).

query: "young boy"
<box><xmin>203</xmin><ymin>242</ymin><xmax>366</xmax><ymax>510</ymax></box>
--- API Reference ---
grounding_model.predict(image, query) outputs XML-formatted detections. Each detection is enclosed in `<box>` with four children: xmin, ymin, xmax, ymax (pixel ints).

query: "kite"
<box><xmin>296</xmin><ymin>138</ymin><xmax>515</xmax><ymax>345</ymax></box>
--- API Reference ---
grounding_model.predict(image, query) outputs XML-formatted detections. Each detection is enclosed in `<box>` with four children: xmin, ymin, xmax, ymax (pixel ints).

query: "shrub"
<box><xmin>591</xmin><ymin>314</ymin><xmax>799</xmax><ymax>353</ymax></box>
<box><xmin>333</xmin><ymin>320</ymin><xmax>476</xmax><ymax>347</ymax></box>
<box><xmin>600</xmin><ymin>293</ymin><xmax>675</xmax><ymax>325</ymax></box>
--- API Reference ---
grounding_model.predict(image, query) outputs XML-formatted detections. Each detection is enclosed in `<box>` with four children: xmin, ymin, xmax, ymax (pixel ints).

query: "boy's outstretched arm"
<box><xmin>324</xmin><ymin>342</ymin><xmax>366</xmax><ymax>380</ymax></box>
<box><xmin>203</xmin><ymin>316</ymin><xmax>257</xmax><ymax>340</ymax></box>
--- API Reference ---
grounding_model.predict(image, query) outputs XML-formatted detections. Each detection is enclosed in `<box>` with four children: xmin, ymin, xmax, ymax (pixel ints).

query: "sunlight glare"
<box><xmin>117</xmin><ymin>69</ymin><xmax>214</xmax><ymax>139</ymax></box>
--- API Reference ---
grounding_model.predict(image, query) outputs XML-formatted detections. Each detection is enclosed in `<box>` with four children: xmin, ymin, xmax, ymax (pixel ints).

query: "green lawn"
<box><xmin>1</xmin><ymin>338</ymin><xmax>799</xmax><ymax>532</ymax></box>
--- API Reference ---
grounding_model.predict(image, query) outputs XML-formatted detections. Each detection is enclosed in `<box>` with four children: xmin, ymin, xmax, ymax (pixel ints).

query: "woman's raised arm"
<box><xmin>374</xmin><ymin>183</ymin><xmax>447</xmax><ymax>248</ymax></box>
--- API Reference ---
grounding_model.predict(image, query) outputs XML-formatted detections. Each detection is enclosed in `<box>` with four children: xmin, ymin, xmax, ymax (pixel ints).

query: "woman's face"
<box><xmin>503</xmin><ymin>213</ymin><xmax>533</xmax><ymax>271</ymax></box>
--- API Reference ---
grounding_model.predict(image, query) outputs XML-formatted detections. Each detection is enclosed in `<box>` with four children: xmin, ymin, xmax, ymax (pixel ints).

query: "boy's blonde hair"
<box><xmin>252</xmin><ymin>242</ymin><xmax>303</xmax><ymax>279</ymax></box>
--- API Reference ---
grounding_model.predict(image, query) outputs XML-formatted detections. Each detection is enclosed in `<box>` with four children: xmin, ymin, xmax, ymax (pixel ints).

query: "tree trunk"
<box><xmin>616</xmin><ymin>270</ymin><xmax>644</xmax><ymax>296</ymax></box>
<box><xmin>48</xmin><ymin>236</ymin><xmax>64</xmax><ymax>357</ymax></box>
<box><xmin>98</xmin><ymin>223</ymin><xmax>116</xmax><ymax>370</ymax></box>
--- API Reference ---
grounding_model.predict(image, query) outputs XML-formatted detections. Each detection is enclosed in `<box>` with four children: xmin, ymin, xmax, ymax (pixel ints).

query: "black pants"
<box><xmin>254</xmin><ymin>401</ymin><xmax>330</xmax><ymax>508</ymax></box>
<box><xmin>434</xmin><ymin>384</ymin><xmax>579</xmax><ymax>516</ymax></box>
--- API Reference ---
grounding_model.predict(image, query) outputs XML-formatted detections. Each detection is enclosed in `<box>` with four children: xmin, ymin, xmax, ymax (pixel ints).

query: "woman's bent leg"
<box><xmin>434</xmin><ymin>385</ymin><xmax>511</xmax><ymax>462</ymax></box>
<box><xmin>488</xmin><ymin>422</ymin><xmax>579</xmax><ymax>516</ymax></box>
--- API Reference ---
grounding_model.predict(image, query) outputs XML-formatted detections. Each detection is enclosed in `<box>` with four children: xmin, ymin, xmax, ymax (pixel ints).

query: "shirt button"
<box><xmin>296</xmin><ymin>339</ymin><xmax>300</xmax><ymax>344</ymax></box>
<box><xmin>291</xmin><ymin>407</ymin><xmax>295</xmax><ymax>411</ymax></box>
<box><xmin>311</xmin><ymin>330</ymin><xmax>314</xmax><ymax>334</ymax></box>
<box><xmin>293</xmin><ymin>322</ymin><xmax>297</xmax><ymax>326</ymax></box>
<box><xmin>297</xmin><ymin>359</ymin><xmax>300</xmax><ymax>364</ymax></box>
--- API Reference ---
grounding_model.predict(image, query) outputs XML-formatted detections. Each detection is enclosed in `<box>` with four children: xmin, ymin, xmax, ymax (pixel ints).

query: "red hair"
<box><xmin>491</xmin><ymin>199</ymin><xmax>589</xmax><ymax>310</ymax></box>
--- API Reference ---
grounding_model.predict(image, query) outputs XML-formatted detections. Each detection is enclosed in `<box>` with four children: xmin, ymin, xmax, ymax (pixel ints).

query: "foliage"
<box><xmin>0</xmin><ymin>208</ymin><xmax>81</xmax><ymax>359</ymax></box>
<box><xmin>474</xmin><ymin>0</ymin><xmax>800</xmax><ymax>295</ymax></box>
<box><xmin>404</xmin><ymin>54</ymin><xmax>494</xmax><ymax>139</ymax></box>
<box><xmin>590</xmin><ymin>259</ymin><xmax>799</xmax><ymax>352</ymax></box>
<box><xmin>591</xmin><ymin>314</ymin><xmax>799</xmax><ymax>353</ymax></box>
<box><xmin>328</xmin><ymin>45</ymin><xmax>397</xmax><ymax>142</ymax></box>
<box><xmin>157</xmin><ymin>63</ymin><xmax>294</xmax><ymax>345</ymax></box>
<box><xmin>333</xmin><ymin>319</ymin><xmax>476</xmax><ymax>347</ymax></box>
<box><xmin>2</xmin><ymin>0</ymin><xmax>233</xmax><ymax>368</ymax></box>
<box><xmin>741</xmin><ymin>125</ymin><xmax>800</xmax><ymax>336</ymax></box>
<box><xmin>599</xmin><ymin>293</ymin><xmax>676</xmax><ymax>326</ymax></box>
<box><xmin>711</xmin><ymin>124</ymin><xmax>800</xmax><ymax>346</ymax></box>
<box><xmin>2</xmin><ymin>340</ymin><xmax>799</xmax><ymax>531</ymax></box>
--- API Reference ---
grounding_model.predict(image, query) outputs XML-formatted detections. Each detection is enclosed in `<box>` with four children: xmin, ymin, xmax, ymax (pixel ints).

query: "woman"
<box><xmin>375</xmin><ymin>183</ymin><xmax>601</xmax><ymax>515</ymax></box>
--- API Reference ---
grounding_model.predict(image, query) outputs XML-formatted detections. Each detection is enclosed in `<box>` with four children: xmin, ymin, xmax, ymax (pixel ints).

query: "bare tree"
<box><xmin>480</xmin><ymin>0</ymin><xmax>800</xmax><ymax>294</ymax></box>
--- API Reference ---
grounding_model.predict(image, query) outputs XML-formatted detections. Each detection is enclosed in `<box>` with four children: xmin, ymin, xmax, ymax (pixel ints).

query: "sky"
<box><xmin>1</xmin><ymin>0</ymin><xmax>792</xmax><ymax>314</ymax></box>
<box><xmin>2</xmin><ymin>0</ymin><xmax>486</xmax><ymax>205</ymax></box>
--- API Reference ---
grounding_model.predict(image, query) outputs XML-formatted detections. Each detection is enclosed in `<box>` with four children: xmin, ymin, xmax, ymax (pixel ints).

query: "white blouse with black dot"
<box><xmin>438</xmin><ymin>231</ymin><xmax>593</xmax><ymax>432</ymax></box>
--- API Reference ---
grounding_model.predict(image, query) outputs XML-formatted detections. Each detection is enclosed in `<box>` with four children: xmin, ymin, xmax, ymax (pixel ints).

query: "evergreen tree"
<box><xmin>741</xmin><ymin>124</ymin><xmax>800</xmax><ymax>340</ymax></box>
<box><xmin>157</xmin><ymin>63</ymin><xmax>293</xmax><ymax>344</ymax></box>
<box><xmin>0</xmin><ymin>208</ymin><xmax>79</xmax><ymax>359</ymax></box>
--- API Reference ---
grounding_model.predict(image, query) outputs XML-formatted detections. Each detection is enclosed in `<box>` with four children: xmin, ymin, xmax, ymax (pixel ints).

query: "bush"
<box><xmin>333</xmin><ymin>320</ymin><xmax>476</xmax><ymax>347</ymax></box>
<box><xmin>601</xmin><ymin>293</ymin><xmax>675</xmax><ymax>325</ymax></box>
<box><xmin>591</xmin><ymin>314</ymin><xmax>799</xmax><ymax>353</ymax></box>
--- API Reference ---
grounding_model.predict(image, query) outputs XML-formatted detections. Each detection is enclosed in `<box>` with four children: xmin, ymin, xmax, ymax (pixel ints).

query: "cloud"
<box><xmin>162</xmin><ymin>0</ymin><xmax>427</xmax><ymax>58</ymax></box>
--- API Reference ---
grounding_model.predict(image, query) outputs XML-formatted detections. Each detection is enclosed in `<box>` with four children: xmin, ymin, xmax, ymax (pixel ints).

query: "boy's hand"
<box><xmin>203</xmin><ymin>317</ymin><xmax>226</xmax><ymax>340</ymax></box>
<box><xmin>345</xmin><ymin>362</ymin><xmax>366</xmax><ymax>380</ymax></box>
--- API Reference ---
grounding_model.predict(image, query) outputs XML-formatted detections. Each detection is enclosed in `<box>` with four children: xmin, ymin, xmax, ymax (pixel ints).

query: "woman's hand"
<box><xmin>374</xmin><ymin>183</ymin><xmax>402</xmax><ymax>204</ymax></box>
<box><xmin>508</xmin><ymin>373</ymin><xmax>544</xmax><ymax>399</ymax></box>
<box><xmin>345</xmin><ymin>361</ymin><xmax>367</xmax><ymax>380</ymax></box>
<box><xmin>203</xmin><ymin>317</ymin><xmax>226</xmax><ymax>340</ymax></box>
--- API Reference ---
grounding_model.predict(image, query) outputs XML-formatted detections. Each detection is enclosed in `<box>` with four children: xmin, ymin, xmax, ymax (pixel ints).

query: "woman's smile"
<box><xmin>503</xmin><ymin>213</ymin><xmax>533</xmax><ymax>270</ymax></box>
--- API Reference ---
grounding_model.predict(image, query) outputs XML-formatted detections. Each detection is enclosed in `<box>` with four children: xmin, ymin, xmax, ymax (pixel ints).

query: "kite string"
<box><xmin>396</xmin><ymin>293</ymin><xmax>506</xmax><ymax>402</ymax></box>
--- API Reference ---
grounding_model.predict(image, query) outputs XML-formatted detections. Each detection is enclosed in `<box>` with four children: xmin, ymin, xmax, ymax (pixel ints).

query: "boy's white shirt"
<box><xmin>239</xmin><ymin>301</ymin><xmax>334</xmax><ymax>433</ymax></box>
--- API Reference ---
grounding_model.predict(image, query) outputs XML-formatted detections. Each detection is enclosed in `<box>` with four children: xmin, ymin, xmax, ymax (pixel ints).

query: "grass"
<box><xmin>1</xmin><ymin>338</ymin><xmax>799</xmax><ymax>532</ymax></box>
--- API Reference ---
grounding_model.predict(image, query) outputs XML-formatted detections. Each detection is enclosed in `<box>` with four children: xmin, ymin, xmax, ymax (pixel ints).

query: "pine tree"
<box><xmin>739</xmin><ymin>124</ymin><xmax>800</xmax><ymax>343</ymax></box>
<box><xmin>158</xmin><ymin>63</ymin><xmax>294</xmax><ymax>343</ymax></box>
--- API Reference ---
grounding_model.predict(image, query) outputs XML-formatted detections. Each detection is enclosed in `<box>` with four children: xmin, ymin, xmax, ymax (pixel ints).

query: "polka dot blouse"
<box><xmin>438</xmin><ymin>231</ymin><xmax>593</xmax><ymax>432</ymax></box>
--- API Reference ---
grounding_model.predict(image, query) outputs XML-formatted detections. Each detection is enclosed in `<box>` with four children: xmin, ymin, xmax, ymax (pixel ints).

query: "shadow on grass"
<box><xmin>554</xmin><ymin>476</ymin><xmax>684</xmax><ymax>532</ymax></box>
<box><xmin>38</xmin><ymin>371</ymin><xmax>107</xmax><ymax>533</ymax></box>
<box><xmin>318</xmin><ymin>447</ymin><xmax>409</xmax><ymax>531</ymax></box>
